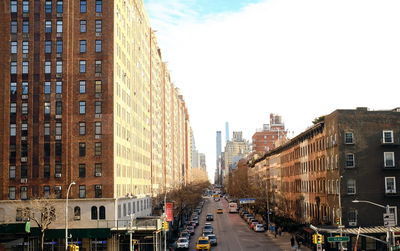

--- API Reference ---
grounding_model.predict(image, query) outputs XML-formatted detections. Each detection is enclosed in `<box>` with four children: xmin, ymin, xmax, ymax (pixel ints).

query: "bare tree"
<box><xmin>21</xmin><ymin>198</ymin><xmax>57</xmax><ymax>251</ymax></box>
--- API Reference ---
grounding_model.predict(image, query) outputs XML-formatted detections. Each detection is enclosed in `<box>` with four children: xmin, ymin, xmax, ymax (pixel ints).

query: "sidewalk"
<box><xmin>265</xmin><ymin>231</ymin><xmax>313</xmax><ymax>251</ymax></box>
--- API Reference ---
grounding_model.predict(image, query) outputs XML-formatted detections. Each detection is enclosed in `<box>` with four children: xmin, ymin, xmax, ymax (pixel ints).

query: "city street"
<box><xmin>187</xmin><ymin>197</ymin><xmax>285</xmax><ymax>251</ymax></box>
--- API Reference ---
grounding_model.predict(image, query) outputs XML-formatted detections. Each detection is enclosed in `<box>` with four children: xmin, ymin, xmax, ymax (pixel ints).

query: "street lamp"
<box><xmin>352</xmin><ymin>199</ymin><xmax>393</xmax><ymax>250</ymax></box>
<box><xmin>65</xmin><ymin>181</ymin><xmax>76</xmax><ymax>251</ymax></box>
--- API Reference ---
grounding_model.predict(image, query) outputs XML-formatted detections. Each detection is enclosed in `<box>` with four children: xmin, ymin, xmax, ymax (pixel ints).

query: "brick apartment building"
<box><xmin>0</xmin><ymin>0</ymin><xmax>192</xmax><ymax>250</ymax></box>
<box><xmin>251</xmin><ymin>107</ymin><xmax>400</xmax><ymax>250</ymax></box>
<box><xmin>252</xmin><ymin>113</ymin><xmax>288</xmax><ymax>153</ymax></box>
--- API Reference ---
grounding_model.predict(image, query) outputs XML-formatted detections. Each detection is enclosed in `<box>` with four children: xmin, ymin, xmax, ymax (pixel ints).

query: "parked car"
<box><xmin>249</xmin><ymin>219</ymin><xmax>259</xmax><ymax>229</ymax></box>
<box><xmin>207</xmin><ymin>234</ymin><xmax>217</xmax><ymax>246</ymax></box>
<box><xmin>254</xmin><ymin>224</ymin><xmax>265</xmax><ymax>232</ymax></box>
<box><xmin>176</xmin><ymin>237</ymin><xmax>189</xmax><ymax>249</ymax></box>
<box><xmin>179</xmin><ymin>231</ymin><xmax>191</xmax><ymax>240</ymax></box>
<box><xmin>186</xmin><ymin>225</ymin><xmax>195</xmax><ymax>235</ymax></box>
<box><xmin>196</xmin><ymin>236</ymin><xmax>211</xmax><ymax>250</ymax></box>
<box><xmin>206</xmin><ymin>213</ymin><xmax>214</xmax><ymax>221</ymax></box>
<box><xmin>216</xmin><ymin>208</ymin><xmax>223</xmax><ymax>214</ymax></box>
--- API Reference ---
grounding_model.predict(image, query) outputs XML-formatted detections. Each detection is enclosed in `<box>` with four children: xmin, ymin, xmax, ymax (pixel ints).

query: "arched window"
<box><xmin>91</xmin><ymin>206</ymin><xmax>98</xmax><ymax>220</ymax></box>
<box><xmin>99</xmin><ymin>206</ymin><xmax>106</xmax><ymax>220</ymax></box>
<box><xmin>74</xmin><ymin>206</ymin><xmax>81</xmax><ymax>220</ymax></box>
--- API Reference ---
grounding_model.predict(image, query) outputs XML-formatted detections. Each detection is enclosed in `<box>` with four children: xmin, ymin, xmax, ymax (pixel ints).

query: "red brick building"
<box><xmin>252</xmin><ymin>114</ymin><xmax>288</xmax><ymax>153</ymax></box>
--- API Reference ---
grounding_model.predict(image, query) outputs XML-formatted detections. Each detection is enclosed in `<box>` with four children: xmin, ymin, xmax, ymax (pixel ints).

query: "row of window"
<box><xmin>10</xmin><ymin>19</ymin><xmax>102</xmax><ymax>35</ymax></box>
<box><xmin>79</xmin><ymin>40</ymin><xmax>103</xmax><ymax>53</ymax></box>
<box><xmin>10</xmin><ymin>101</ymin><xmax>103</xmax><ymax>116</ymax></box>
<box><xmin>118</xmin><ymin>199</ymin><xmax>152</xmax><ymax>218</ymax></box>
<box><xmin>345</xmin><ymin>152</ymin><xmax>397</xmax><ymax>168</ymax></box>
<box><xmin>10</xmin><ymin>0</ymin><xmax>63</xmax><ymax>14</ymax></box>
<box><xmin>10</xmin><ymin>80</ymin><xmax>102</xmax><ymax>96</ymax></box>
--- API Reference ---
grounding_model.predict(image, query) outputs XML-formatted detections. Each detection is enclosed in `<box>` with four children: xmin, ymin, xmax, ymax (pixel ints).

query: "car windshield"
<box><xmin>208</xmin><ymin>236</ymin><xmax>216</xmax><ymax>239</ymax></box>
<box><xmin>198</xmin><ymin>240</ymin><xmax>209</xmax><ymax>244</ymax></box>
<box><xmin>204</xmin><ymin>226</ymin><xmax>212</xmax><ymax>229</ymax></box>
<box><xmin>178</xmin><ymin>239</ymin><xmax>188</xmax><ymax>243</ymax></box>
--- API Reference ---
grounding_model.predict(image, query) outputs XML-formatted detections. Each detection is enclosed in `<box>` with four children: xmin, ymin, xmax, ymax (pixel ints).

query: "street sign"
<box><xmin>384</xmin><ymin>213</ymin><xmax>396</xmax><ymax>227</ymax></box>
<box><xmin>239</xmin><ymin>198</ymin><xmax>256</xmax><ymax>204</ymax></box>
<box><xmin>327</xmin><ymin>236</ymin><xmax>350</xmax><ymax>242</ymax></box>
<box><xmin>392</xmin><ymin>246</ymin><xmax>400</xmax><ymax>251</ymax></box>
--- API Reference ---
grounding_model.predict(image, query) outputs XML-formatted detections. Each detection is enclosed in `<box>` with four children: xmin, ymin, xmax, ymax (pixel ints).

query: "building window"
<box><xmin>345</xmin><ymin>153</ymin><xmax>355</xmax><ymax>168</ymax></box>
<box><xmin>384</xmin><ymin>152</ymin><xmax>395</xmax><ymax>167</ymax></box>
<box><xmin>79</xmin><ymin>164</ymin><xmax>86</xmax><ymax>178</ymax></box>
<box><xmin>44</xmin><ymin>123</ymin><xmax>50</xmax><ymax>135</ymax></box>
<box><xmin>95</xmin><ymin>60</ymin><xmax>102</xmax><ymax>73</ymax></box>
<box><xmin>96</xmin><ymin>0</ymin><xmax>102</xmax><ymax>13</ymax></box>
<box><xmin>74</xmin><ymin>206</ymin><xmax>81</xmax><ymax>220</ymax></box>
<box><xmin>95</xmin><ymin>142</ymin><xmax>102</xmax><ymax>156</ymax></box>
<box><xmin>10</xmin><ymin>0</ymin><xmax>17</xmax><ymax>13</ymax></box>
<box><xmin>80</xmin><ymin>40</ymin><xmax>87</xmax><ymax>53</ymax></box>
<box><xmin>55</xmin><ymin>101</ymin><xmax>62</xmax><ymax>115</ymax></box>
<box><xmin>9</xmin><ymin>145</ymin><xmax>16</xmax><ymax>160</ymax></box>
<box><xmin>95</xmin><ymin>20</ymin><xmax>102</xmax><ymax>33</ymax></box>
<box><xmin>385</xmin><ymin>177</ymin><xmax>396</xmax><ymax>194</ymax></box>
<box><xmin>95</xmin><ymin>122</ymin><xmax>102</xmax><ymax>135</ymax></box>
<box><xmin>9</xmin><ymin>187</ymin><xmax>16</xmax><ymax>200</ymax></box>
<box><xmin>44</xmin><ymin>164</ymin><xmax>50</xmax><ymax>178</ymax></box>
<box><xmin>21</xmin><ymin>103</ymin><xmax>28</xmax><ymax>114</ymax></box>
<box><xmin>95</xmin><ymin>185</ymin><xmax>102</xmax><ymax>198</ymax></box>
<box><xmin>348</xmin><ymin>209</ymin><xmax>357</xmax><ymax>225</ymax></box>
<box><xmin>95</xmin><ymin>163</ymin><xmax>102</xmax><ymax>176</ymax></box>
<box><xmin>10</xmin><ymin>21</ymin><xmax>17</xmax><ymax>34</ymax></box>
<box><xmin>44</xmin><ymin>186</ymin><xmax>50</xmax><ymax>198</ymax></box>
<box><xmin>91</xmin><ymin>206</ymin><xmax>98</xmax><ymax>220</ymax></box>
<box><xmin>10</xmin><ymin>103</ymin><xmax>16</xmax><ymax>114</ymax></box>
<box><xmin>118</xmin><ymin>205</ymin><xmax>121</xmax><ymax>218</ymax></box>
<box><xmin>21</xmin><ymin>144</ymin><xmax>28</xmax><ymax>158</ymax></box>
<box><xmin>344</xmin><ymin>132</ymin><xmax>354</xmax><ymax>144</ymax></box>
<box><xmin>44</xmin><ymin>101</ymin><xmax>51</xmax><ymax>115</ymax></box>
<box><xmin>22</xmin><ymin>62</ymin><xmax>29</xmax><ymax>74</ymax></box>
<box><xmin>44</xmin><ymin>61</ymin><xmax>51</xmax><ymax>74</ymax></box>
<box><xmin>45</xmin><ymin>20</ymin><xmax>52</xmax><ymax>33</ymax></box>
<box><xmin>79</xmin><ymin>186</ymin><xmax>86</xmax><ymax>198</ymax></box>
<box><xmin>95</xmin><ymin>80</ymin><xmax>102</xmax><ymax>93</ymax></box>
<box><xmin>56</xmin><ymin>21</ymin><xmax>63</xmax><ymax>33</ymax></box>
<box><xmin>79</xmin><ymin>60</ymin><xmax>86</xmax><ymax>73</ymax></box>
<box><xmin>55</xmin><ymin>122</ymin><xmax>62</xmax><ymax>136</ymax></box>
<box><xmin>22</xmin><ymin>82</ymin><xmax>29</xmax><ymax>94</ymax></box>
<box><xmin>9</xmin><ymin>166</ymin><xmax>16</xmax><ymax>179</ymax></box>
<box><xmin>389</xmin><ymin>206</ymin><xmax>398</xmax><ymax>226</ymax></box>
<box><xmin>99</xmin><ymin>206</ymin><xmax>106</xmax><ymax>219</ymax></box>
<box><xmin>56</xmin><ymin>81</ymin><xmax>62</xmax><ymax>94</ymax></box>
<box><xmin>45</xmin><ymin>41</ymin><xmax>52</xmax><ymax>53</ymax></box>
<box><xmin>55</xmin><ymin>164</ymin><xmax>62</xmax><ymax>177</ymax></box>
<box><xmin>10</xmin><ymin>41</ymin><xmax>17</xmax><ymax>54</ymax></box>
<box><xmin>20</xmin><ymin>187</ymin><xmax>28</xmax><ymax>200</ymax></box>
<box><xmin>22</xmin><ymin>21</ymin><xmax>29</xmax><ymax>33</ymax></box>
<box><xmin>10</xmin><ymin>124</ymin><xmax>16</xmax><ymax>136</ymax></box>
<box><xmin>21</xmin><ymin>123</ymin><xmax>28</xmax><ymax>136</ymax></box>
<box><xmin>22</xmin><ymin>41</ymin><xmax>29</xmax><ymax>54</ymax></box>
<box><xmin>80</xmin><ymin>20</ymin><xmax>87</xmax><ymax>32</ymax></box>
<box><xmin>79</xmin><ymin>122</ymin><xmax>86</xmax><ymax>135</ymax></box>
<box><xmin>383</xmin><ymin>130</ymin><xmax>394</xmax><ymax>143</ymax></box>
<box><xmin>79</xmin><ymin>101</ymin><xmax>86</xmax><ymax>114</ymax></box>
<box><xmin>22</xmin><ymin>0</ymin><xmax>29</xmax><ymax>13</ymax></box>
<box><xmin>79</xmin><ymin>80</ymin><xmax>86</xmax><ymax>93</ymax></box>
<box><xmin>95</xmin><ymin>40</ymin><xmax>102</xmax><ymax>52</ymax></box>
<box><xmin>54</xmin><ymin>186</ymin><xmax>62</xmax><ymax>199</ymax></box>
<box><xmin>79</xmin><ymin>143</ymin><xmax>86</xmax><ymax>157</ymax></box>
<box><xmin>347</xmin><ymin>179</ymin><xmax>356</xmax><ymax>194</ymax></box>
<box><xmin>56</xmin><ymin>1</ymin><xmax>63</xmax><ymax>13</ymax></box>
<box><xmin>80</xmin><ymin>0</ymin><xmax>87</xmax><ymax>13</ymax></box>
<box><xmin>44</xmin><ymin>143</ymin><xmax>50</xmax><ymax>157</ymax></box>
<box><xmin>10</xmin><ymin>82</ymin><xmax>17</xmax><ymax>95</ymax></box>
<box><xmin>45</xmin><ymin>0</ymin><xmax>52</xmax><ymax>13</ymax></box>
<box><xmin>56</xmin><ymin>40</ymin><xmax>63</xmax><ymax>53</ymax></box>
<box><xmin>10</xmin><ymin>62</ymin><xmax>17</xmax><ymax>74</ymax></box>
<box><xmin>55</xmin><ymin>143</ymin><xmax>62</xmax><ymax>156</ymax></box>
<box><xmin>56</xmin><ymin>61</ymin><xmax>62</xmax><ymax>74</ymax></box>
<box><xmin>95</xmin><ymin>101</ymin><xmax>102</xmax><ymax>114</ymax></box>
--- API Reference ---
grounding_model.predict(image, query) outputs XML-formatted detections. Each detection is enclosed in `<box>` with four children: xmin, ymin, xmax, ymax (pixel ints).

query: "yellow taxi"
<box><xmin>216</xmin><ymin>208</ymin><xmax>223</xmax><ymax>214</ymax></box>
<box><xmin>196</xmin><ymin>236</ymin><xmax>211</xmax><ymax>250</ymax></box>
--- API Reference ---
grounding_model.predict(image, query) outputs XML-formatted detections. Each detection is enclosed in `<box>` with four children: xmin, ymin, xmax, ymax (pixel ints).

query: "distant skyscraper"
<box><xmin>225</xmin><ymin>122</ymin><xmax>230</xmax><ymax>143</ymax></box>
<box><xmin>216</xmin><ymin>131</ymin><xmax>222</xmax><ymax>184</ymax></box>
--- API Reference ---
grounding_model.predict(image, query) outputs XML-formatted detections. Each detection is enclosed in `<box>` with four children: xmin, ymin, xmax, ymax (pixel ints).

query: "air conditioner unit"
<box><xmin>21</xmin><ymin>136</ymin><xmax>27</xmax><ymax>141</ymax></box>
<box><xmin>54</xmin><ymin>186</ymin><xmax>62</xmax><ymax>191</ymax></box>
<box><xmin>95</xmin><ymin>73</ymin><xmax>102</xmax><ymax>77</ymax></box>
<box><xmin>56</xmin><ymin>33</ymin><xmax>62</xmax><ymax>38</ymax></box>
<box><xmin>96</xmin><ymin>33</ymin><xmax>102</xmax><ymax>37</ymax></box>
<box><xmin>55</xmin><ymin>115</ymin><xmax>62</xmax><ymax>119</ymax></box>
<box><xmin>21</xmin><ymin>95</ymin><xmax>28</xmax><ymax>100</ymax></box>
<box><xmin>95</xmin><ymin>114</ymin><xmax>102</xmax><ymax>118</ymax></box>
<box><xmin>55</xmin><ymin>73</ymin><xmax>62</xmax><ymax>78</ymax></box>
<box><xmin>55</xmin><ymin>173</ymin><xmax>62</xmax><ymax>178</ymax></box>
<box><xmin>95</xmin><ymin>135</ymin><xmax>101</xmax><ymax>139</ymax></box>
<box><xmin>55</xmin><ymin>135</ymin><xmax>62</xmax><ymax>140</ymax></box>
<box><xmin>95</xmin><ymin>172</ymin><xmax>102</xmax><ymax>177</ymax></box>
<box><xmin>21</xmin><ymin>157</ymin><xmax>27</xmax><ymax>162</ymax></box>
<box><xmin>56</xmin><ymin>53</ymin><xmax>62</xmax><ymax>58</ymax></box>
<box><xmin>74</xmin><ymin>216</ymin><xmax>81</xmax><ymax>220</ymax></box>
<box><xmin>20</xmin><ymin>178</ymin><xmax>28</xmax><ymax>184</ymax></box>
<box><xmin>95</xmin><ymin>185</ymin><xmax>102</xmax><ymax>189</ymax></box>
<box><xmin>349</xmin><ymin>221</ymin><xmax>357</xmax><ymax>226</ymax></box>
<box><xmin>57</xmin><ymin>13</ymin><xmax>63</xmax><ymax>18</ymax></box>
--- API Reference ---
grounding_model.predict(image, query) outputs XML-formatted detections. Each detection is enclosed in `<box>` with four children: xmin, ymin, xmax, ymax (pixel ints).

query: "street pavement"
<box><xmin>183</xmin><ymin>197</ymin><xmax>312</xmax><ymax>251</ymax></box>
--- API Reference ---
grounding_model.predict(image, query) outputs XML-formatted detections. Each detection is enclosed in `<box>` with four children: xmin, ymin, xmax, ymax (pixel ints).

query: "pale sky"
<box><xmin>144</xmin><ymin>0</ymin><xmax>400</xmax><ymax>181</ymax></box>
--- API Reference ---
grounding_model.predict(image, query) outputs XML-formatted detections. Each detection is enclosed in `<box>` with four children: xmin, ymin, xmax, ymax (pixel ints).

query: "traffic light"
<box><xmin>317</xmin><ymin>234</ymin><xmax>324</xmax><ymax>244</ymax></box>
<box><xmin>312</xmin><ymin>234</ymin><xmax>318</xmax><ymax>244</ymax></box>
<box><xmin>162</xmin><ymin>221</ymin><xmax>169</xmax><ymax>230</ymax></box>
<box><xmin>335</xmin><ymin>217</ymin><xmax>340</xmax><ymax>225</ymax></box>
<box><xmin>68</xmin><ymin>244</ymin><xmax>79</xmax><ymax>251</ymax></box>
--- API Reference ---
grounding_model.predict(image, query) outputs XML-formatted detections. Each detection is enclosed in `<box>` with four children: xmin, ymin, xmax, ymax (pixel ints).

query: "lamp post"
<box><xmin>352</xmin><ymin>199</ymin><xmax>392</xmax><ymax>250</ymax></box>
<box><xmin>65</xmin><ymin>181</ymin><xmax>76</xmax><ymax>251</ymax></box>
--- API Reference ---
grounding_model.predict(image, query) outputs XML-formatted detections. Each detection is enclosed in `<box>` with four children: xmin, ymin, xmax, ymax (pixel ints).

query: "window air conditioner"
<box><xmin>20</xmin><ymin>178</ymin><xmax>28</xmax><ymax>183</ymax></box>
<box><xmin>21</xmin><ymin>157</ymin><xmax>27</xmax><ymax>162</ymax></box>
<box><xmin>55</xmin><ymin>173</ymin><xmax>62</xmax><ymax>178</ymax></box>
<box><xmin>95</xmin><ymin>172</ymin><xmax>102</xmax><ymax>177</ymax></box>
<box><xmin>349</xmin><ymin>221</ymin><xmax>357</xmax><ymax>226</ymax></box>
<box><xmin>95</xmin><ymin>185</ymin><xmax>102</xmax><ymax>189</ymax></box>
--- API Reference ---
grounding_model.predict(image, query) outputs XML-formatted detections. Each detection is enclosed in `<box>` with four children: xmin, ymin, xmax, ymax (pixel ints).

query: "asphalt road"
<box><xmin>186</xmin><ymin>197</ymin><xmax>285</xmax><ymax>251</ymax></box>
